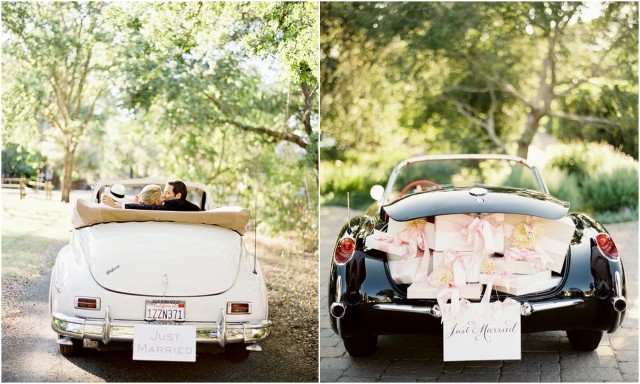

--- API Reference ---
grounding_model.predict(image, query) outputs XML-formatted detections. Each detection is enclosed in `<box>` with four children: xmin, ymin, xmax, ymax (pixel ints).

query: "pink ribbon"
<box><xmin>487</xmin><ymin>270</ymin><xmax>516</xmax><ymax>291</ymax></box>
<box><xmin>369</xmin><ymin>232</ymin><xmax>408</xmax><ymax>255</ymax></box>
<box><xmin>437</xmin><ymin>287</ymin><xmax>470</xmax><ymax>324</ymax></box>
<box><xmin>442</xmin><ymin>250</ymin><xmax>471</xmax><ymax>286</ymax></box>
<box><xmin>477</xmin><ymin>274</ymin><xmax>520</xmax><ymax>321</ymax></box>
<box><xmin>426</xmin><ymin>250</ymin><xmax>471</xmax><ymax>287</ymax></box>
<box><xmin>395</xmin><ymin>225</ymin><xmax>427</xmax><ymax>258</ymax></box>
<box><xmin>464</xmin><ymin>214</ymin><xmax>501</xmax><ymax>255</ymax></box>
<box><xmin>392</xmin><ymin>258</ymin><xmax>417</xmax><ymax>284</ymax></box>
<box><xmin>490</xmin><ymin>298</ymin><xmax>519</xmax><ymax>320</ymax></box>
<box><xmin>504</xmin><ymin>247</ymin><xmax>553</xmax><ymax>271</ymax></box>
<box><xmin>370</xmin><ymin>225</ymin><xmax>427</xmax><ymax>258</ymax></box>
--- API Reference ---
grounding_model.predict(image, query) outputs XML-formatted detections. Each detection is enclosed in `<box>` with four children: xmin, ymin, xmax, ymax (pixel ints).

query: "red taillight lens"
<box><xmin>595</xmin><ymin>233</ymin><xmax>619</xmax><ymax>259</ymax></box>
<box><xmin>75</xmin><ymin>297</ymin><xmax>100</xmax><ymax>310</ymax></box>
<box><xmin>334</xmin><ymin>236</ymin><xmax>356</xmax><ymax>264</ymax></box>
<box><xmin>227</xmin><ymin>302</ymin><xmax>252</xmax><ymax>314</ymax></box>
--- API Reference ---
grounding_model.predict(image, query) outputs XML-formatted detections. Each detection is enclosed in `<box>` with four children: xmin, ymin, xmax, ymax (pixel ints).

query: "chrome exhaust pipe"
<box><xmin>611</xmin><ymin>271</ymin><xmax>626</xmax><ymax>312</ymax></box>
<box><xmin>611</xmin><ymin>296</ymin><xmax>627</xmax><ymax>312</ymax></box>
<box><xmin>330</xmin><ymin>302</ymin><xmax>346</xmax><ymax>318</ymax></box>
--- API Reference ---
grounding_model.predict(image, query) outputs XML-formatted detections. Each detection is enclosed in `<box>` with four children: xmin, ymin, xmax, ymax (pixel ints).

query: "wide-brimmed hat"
<box><xmin>108</xmin><ymin>184</ymin><xmax>126</xmax><ymax>203</ymax></box>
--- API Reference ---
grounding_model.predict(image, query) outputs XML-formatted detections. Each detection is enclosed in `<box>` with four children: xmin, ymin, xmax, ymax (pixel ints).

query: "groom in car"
<box><xmin>126</xmin><ymin>180</ymin><xmax>201</xmax><ymax>211</ymax></box>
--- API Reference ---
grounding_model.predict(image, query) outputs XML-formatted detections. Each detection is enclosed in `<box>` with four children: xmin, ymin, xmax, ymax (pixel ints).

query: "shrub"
<box><xmin>547</xmin><ymin>142</ymin><xmax>637</xmax><ymax>184</ymax></box>
<box><xmin>583</xmin><ymin>167</ymin><xmax>639</xmax><ymax>212</ymax></box>
<box><xmin>320</xmin><ymin>161</ymin><xmax>386</xmax><ymax>208</ymax></box>
<box><xmin>541</xmin><ymin>167</ymin><xmax>584</xmax><ymax>212</ymax></box>
<box><xmin>546</xmin><ymin>142</ymin><xmax>638</xmax><ymax>220</ymax></box>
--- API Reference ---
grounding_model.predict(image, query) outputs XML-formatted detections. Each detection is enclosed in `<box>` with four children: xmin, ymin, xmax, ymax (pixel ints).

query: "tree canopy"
<box><xmin>2</xmin><ymin>1</ymin><xmax>319</xmax><ymax>241</ymax></box>
<box><xmin>321</xmin><ymin>2</ymin><xmax>638</xmax><ymax>160</ymax></box>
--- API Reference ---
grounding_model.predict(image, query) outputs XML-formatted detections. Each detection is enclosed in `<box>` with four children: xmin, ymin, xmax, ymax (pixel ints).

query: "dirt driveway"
<box><xmin>1</xmin><ymin>190</ymin><xmax>318</xmax><ymax>382</ymax></box>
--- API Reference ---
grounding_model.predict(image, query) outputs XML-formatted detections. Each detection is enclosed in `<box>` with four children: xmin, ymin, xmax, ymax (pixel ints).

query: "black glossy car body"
<box><xmin>328</xmin><ymin>154</ymin><xmax>626</xmax><ymax>357</ymax></box>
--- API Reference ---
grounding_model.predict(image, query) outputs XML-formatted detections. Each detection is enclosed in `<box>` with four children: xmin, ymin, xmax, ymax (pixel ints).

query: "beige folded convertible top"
<box><xmin>72</xmin><ymin>199</ymin><xmax>250</xmax><ymax>235</ymax></box>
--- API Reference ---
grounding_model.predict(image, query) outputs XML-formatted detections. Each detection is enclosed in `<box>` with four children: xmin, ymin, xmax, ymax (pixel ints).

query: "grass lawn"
<box><xmin>2</xmin><ymin>190</ymin><xmax>83</xmax><ymax>280</ymax></box>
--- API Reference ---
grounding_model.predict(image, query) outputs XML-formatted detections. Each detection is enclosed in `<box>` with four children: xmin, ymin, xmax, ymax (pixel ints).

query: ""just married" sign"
<box><xmin>442</xmin><ymin>302</ymin><xmax>521</xmax><ymax>361</ymax></box>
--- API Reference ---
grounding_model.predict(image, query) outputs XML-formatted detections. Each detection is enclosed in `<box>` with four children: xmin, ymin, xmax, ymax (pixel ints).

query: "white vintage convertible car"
<box><xmin>49</xmin><ymin>179</ymin><xmax>271</xmax><ymax>362</ymax></box>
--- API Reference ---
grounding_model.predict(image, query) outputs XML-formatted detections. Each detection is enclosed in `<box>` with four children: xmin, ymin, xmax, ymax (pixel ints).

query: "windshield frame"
<box><xmin>381</xmin><ymin>154</ymin><xmax>548</xmax><ymax>205</ymax></box>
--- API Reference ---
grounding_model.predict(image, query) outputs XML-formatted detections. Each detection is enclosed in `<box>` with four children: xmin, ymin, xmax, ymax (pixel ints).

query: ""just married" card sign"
<box><xmin>442</xmin><ymin>299</ymin><xmax>521</xmax><ymax>361</ymax></box>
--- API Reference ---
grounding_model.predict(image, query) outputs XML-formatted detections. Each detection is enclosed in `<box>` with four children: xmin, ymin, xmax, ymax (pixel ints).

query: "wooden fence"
<box><xmin>2</xmin><ymin>177</ymin><xmax>53</xmax><ymax>200</ymax></box>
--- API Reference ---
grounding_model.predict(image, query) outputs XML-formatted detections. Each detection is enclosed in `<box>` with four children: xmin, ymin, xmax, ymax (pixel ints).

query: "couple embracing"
<box><xmin>104</xmin><ymin>180</ymin><xmax>200</xmax><ymax>212</ymax></box>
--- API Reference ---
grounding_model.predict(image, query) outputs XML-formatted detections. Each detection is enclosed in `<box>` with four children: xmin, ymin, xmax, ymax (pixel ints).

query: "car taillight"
<box><xmin>75</xmin><ymin>297</ymin><xmax>100</xmax><ymax>310</ymax></box>
<box><xmin>227</xmin><ymin>302</ymin><xmax>252</xmax><ymax>314</ymax></box>
<box><xmin>334</xmin><ymin>236</ymin><xmax>356</xmax><ymax>264</ymax></box>
<box><xmin>595</xmin><ymin>233</ymin><xmax>619</xmax><ymax>260</ymax></box>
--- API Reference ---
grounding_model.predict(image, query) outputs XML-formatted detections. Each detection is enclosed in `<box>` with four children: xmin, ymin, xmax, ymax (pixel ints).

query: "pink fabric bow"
<box><xmin>395</xmin><ymin>225</ymin><xmax>427</xmax><ymax>258</ymax></box>
<box><xmin>437</xmin><ymin>287</ymin><xmax>470</xmax><ymax>324</ymax></box>
<box><xmin>490</xmin><ymin>298</ymin><xmax>519</xmax><ymax>320</ymax></box>
<box><xmin>392</xmin><ymin>258</ymin><xmax>418</xmax><ymax>284</ymax></box>
<box><xmin>487</xmin><ymin>270</ymin><xmax>516</xmax><ymax>291</ymax></box>
<box><xmin>477</xmin><ymin>273</ymin><xmax>520</xmax><ymax>321</ymax></box>
<box><xmin>442</xmin><ymin>250</ymin><xmax>473</xmax><ymax>286</ymax></box>
<box><xmin>504</xmin><ymin>247</ymin><xmax>553</xmax><ymax>271</ymax></box>
<box><xmin>464</xmin><ymin>214</ymin><xmax>501</xmax><ymax>255</ymax></box>
<box><xmin>369</xmin><ymin>232</ymin><xmax>398</xmax><ymax>254</ymax></box>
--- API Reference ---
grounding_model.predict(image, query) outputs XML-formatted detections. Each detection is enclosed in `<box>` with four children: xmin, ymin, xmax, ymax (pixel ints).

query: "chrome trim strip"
<box><xmin>521</xmin><ymin>299</ymin><xmax>584</xmax><ymax>316</ymax></box>
<box><xmin>373</xmin><ymin>303</ymin><xmax>442</xmax><ymax>318</ymax></box>
<box><xmin>374</xmin><ymin>299</ymin><xmax>584</xmax><ymax>318</ymax></box>
<box><xmin>51</xmin><ymin>312</ymin><xmax>271</xmax><ymax>346</ymax></box>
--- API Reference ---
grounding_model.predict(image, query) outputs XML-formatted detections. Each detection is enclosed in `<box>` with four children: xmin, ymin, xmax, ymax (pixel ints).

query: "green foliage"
<box><xmin>1</xmin><ymin>143</ymin><xmax>46</xmax><ymax>178</ymax></box>
<box><xmin>2</xmin><ymin>2</ymin><xmax>318</xmax><ymax>246</ymax></box>
<box><xmin>553</xmin><ymin>85</ymin><xmax>639</xmax><ymax>159</ymax></box>
<box><xmin>320</xmin><ymin>162</ymin><xmax>382</xmax><ymax>209</ymax></box>
<box><xmin>544</xmin><ymin>142</ymin><xmax>638</xmax><ymax>220</ymax></box>
<box><xmin>540</xmin><ymin>167</ymin><xmax>584</xmax><ymax>212</ymax></box>
<box><xmin>547</xmin><ymin>142</ymin><xmax>638</xmax><ymax>182</ymax></box>
<box><xmin>320</xmin><ymin>1</ymin><xmax>639</xmax><ymax>195</ymax></box>
<box><xmin>583</xmin><ymin>168</ymin><xmax>638</xmax><ymax>212</ymax></box>
<box><xmin>593</xmin><ymin>207</ymin><xmax>638</xmax><ymax>224</ymax></box>
<box><xmin>241</xmin><ymin>2</ymin><xmax>319</xmax><ymax>86</ymax></box>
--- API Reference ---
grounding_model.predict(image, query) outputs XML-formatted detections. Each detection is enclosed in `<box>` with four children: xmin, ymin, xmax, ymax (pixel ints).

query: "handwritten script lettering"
<box><xmin>445</xmin><ymin>320</ymin><xmax>520</xmax><ymax>342</ymax></box>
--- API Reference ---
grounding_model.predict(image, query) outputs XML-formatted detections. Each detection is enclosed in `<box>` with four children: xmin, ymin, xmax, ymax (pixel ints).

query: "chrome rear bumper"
<box><xmin>52</xmin><ymin>307</ymin><xmax>271</xmax><ymax>346</ymax></box>
<box><xmin>371</xmin><ymin>298</ymin><xmax>586</xmax><ymax>318</ymax></box>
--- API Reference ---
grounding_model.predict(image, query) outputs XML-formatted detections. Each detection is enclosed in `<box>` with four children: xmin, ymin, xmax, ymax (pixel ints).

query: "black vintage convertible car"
<box><xmin>328</xmin><ymin>154</ymin><xmax>626</xmax><ymax>358</ymax></box>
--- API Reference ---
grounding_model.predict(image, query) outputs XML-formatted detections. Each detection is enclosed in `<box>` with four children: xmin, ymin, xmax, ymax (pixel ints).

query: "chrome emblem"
<box><xmin>162</xmin><ymin>273</ymin><xmax>168</xmax><ymax>296</ymax></box>
<box><xmin>469</xmin><ymin>187</ymin><xmax>488</xmax><ymax>197</ymax></box>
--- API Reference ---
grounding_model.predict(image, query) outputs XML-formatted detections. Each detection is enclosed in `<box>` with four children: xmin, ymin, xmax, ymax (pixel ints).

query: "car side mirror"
<box><xmin>370</xmin><ymin>185</ymin><xmax>384</xmax><ymax>202</ymax></box>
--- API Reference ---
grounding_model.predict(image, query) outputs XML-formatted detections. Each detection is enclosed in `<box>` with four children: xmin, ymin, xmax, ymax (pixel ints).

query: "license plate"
<box><xmin>145</xmin><ymin>300</ymin><xmax>186</xmax><ymax>321</ymax></box>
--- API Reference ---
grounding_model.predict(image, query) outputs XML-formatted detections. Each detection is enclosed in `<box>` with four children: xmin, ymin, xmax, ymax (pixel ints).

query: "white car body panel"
<box><xmin>80</xmin><ymin>222</ymin><xmax>240</xmax><ymax>296</ymax></box>
<box><xmin>49</xmin><ymin>179</ymin><xmax>270</xmax><ymax>357</ymax></box>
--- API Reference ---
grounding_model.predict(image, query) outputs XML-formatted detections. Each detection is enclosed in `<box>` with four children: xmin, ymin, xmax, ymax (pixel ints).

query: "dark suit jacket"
<box><xmin>125</xmin><ymin>198</ymin><xmax>202</xmax><ymax>212</ymax></box>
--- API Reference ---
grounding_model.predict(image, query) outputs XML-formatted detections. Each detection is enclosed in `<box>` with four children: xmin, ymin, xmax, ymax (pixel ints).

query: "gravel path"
<box><xmin>1</xmin><ymin>190</ymin><xmax>318</xmax><ymax>382</ymax></box>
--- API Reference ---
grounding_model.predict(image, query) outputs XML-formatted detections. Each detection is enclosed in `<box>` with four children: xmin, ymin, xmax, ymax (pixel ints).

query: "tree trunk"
<box><xmin>516</xmin><ymin>112</ymin><xmax>543</xmax><ymax>159</ymax></box>
<box><xmin>60</xmin><ymin>148</ymin><xmax>75</xmax><ymax>203</ymax></box>
<box><xmin>300</xmin><ymin>82</ymin><xmax>313</xmax><ymax>136</ymax></box>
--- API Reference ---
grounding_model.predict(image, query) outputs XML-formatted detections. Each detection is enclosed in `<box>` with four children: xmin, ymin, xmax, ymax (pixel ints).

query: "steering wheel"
<box><xmin>399</xmin><ymin>180</ymin><xmax>441</xmax><ymax>197</ymax></box>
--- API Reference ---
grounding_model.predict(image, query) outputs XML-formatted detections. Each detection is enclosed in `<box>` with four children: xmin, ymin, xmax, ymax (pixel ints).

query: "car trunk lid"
<box><xmin>79</xmin><ymin>221</ymin><xmax>242</xmax><ymax>296</ymax></box>
<box><xmin>383</xmin><ymin>186</ymin><xmax>570</xmax><ymax>222</ymax></box>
